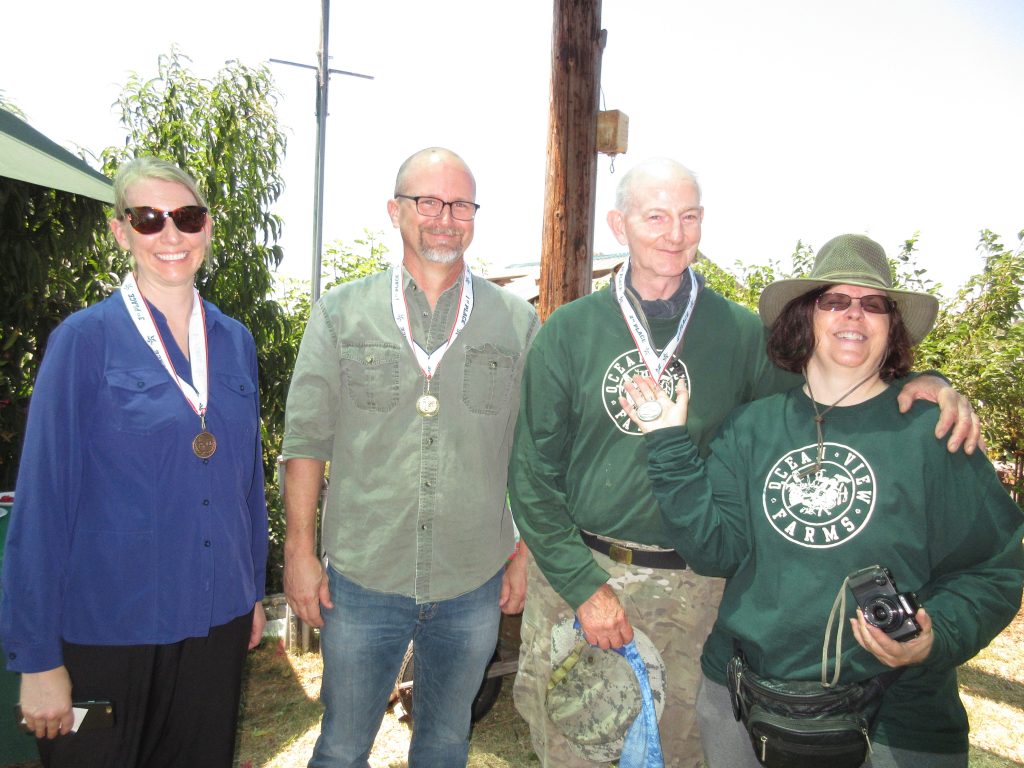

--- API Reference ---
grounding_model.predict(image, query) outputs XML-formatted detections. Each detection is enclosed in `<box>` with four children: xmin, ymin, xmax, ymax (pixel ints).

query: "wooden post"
<box><xmin>538</xmin><ymin>0</ymin><xmax>605</xmax><ymax>321</ymax></box>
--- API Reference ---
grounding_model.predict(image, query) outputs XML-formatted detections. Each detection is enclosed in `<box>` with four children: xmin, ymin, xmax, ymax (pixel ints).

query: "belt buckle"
<box><xmin>607</xmin><ymin>543</ymin><xmax>633</xmax><ymax>566</ymax></box>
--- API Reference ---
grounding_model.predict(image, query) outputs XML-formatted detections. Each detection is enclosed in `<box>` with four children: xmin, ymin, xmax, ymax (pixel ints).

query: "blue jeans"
<box><xmin>309</xmin><ymin>566</ymin><xmax>503</xmax><ymax>768</ymax></box>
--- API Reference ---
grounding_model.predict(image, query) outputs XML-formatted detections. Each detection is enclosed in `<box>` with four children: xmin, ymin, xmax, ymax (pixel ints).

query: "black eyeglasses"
<box><xmin>395</xmin><ymin>194</ymin><xmax>480</xmax><ymax>221</ymax></box>
<box><xmin>815</xmin><ymin>292</ymin><xmax>895</xmax><ymax>314</ymax></box>
<box><xmin>122</xmin><ymin>205</ymin><xmax>208</xmax><ymax>235</ymax></box>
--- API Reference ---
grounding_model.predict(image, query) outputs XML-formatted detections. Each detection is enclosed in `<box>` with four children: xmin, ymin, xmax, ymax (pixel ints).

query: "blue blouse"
<box><xmin>0</xmin><ymin>292</ymin><xmax>268</xmax><ymax>673</ymax></box>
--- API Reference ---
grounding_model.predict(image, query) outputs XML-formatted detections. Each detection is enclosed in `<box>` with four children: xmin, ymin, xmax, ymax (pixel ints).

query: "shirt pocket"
<box><xmin>340</xmin><ymin>342</ymin><xmax>403</xmax><ymax>413</ymax></box>
<box><xmin>214</xmin><ymin>371</ymin><xmax>259</xmax><ymax>441</ymax></box>
<box><xmin>462</xmin><ymin>344</ymin><xmax>520</xmax><ymax>416</ymax></box>
<box><xmin>105</xmin><ymin>369</ymin><xmax>178</xmax><ymax>435</ymax></box>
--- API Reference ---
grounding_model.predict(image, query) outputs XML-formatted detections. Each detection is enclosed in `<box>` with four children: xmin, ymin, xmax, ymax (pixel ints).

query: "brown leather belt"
<box><xmin>581</xmin><ymin>531</ymin><xmax>687</xmax><ymax>570</ymax></box>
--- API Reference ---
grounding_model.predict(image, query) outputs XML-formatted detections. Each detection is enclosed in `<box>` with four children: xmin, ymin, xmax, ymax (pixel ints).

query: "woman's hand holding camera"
<box><xmin>851</xmin><ymin>606</ymin><xmax>934</xmax><ymax>667</ymax></box>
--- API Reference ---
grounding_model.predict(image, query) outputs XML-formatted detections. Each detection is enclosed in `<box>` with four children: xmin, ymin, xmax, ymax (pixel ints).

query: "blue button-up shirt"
<box><xmin>0</xmin><ymin>292</ymin><xmax>268</xmax><ymax>672</ymax></box>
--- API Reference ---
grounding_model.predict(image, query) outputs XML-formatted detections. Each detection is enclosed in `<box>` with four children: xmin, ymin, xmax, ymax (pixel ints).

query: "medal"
<box><xmin>390</xmin><ymin>265</ymin><xmax>475</xmax><ymax>418</ymax></box>
<box><xmin>614</xmin><ymin>261</ymin><xmax>699</xmax><ymax>383</ymax></box>
<box><xmin>193</xmin><ymin>431</ymin><xmax>217</xmax><ymax>458</ymax></box>
<box><xmin>416</xmin><ymin>394</ymin><xmax>440</xmax><ymax>417</ymax></box>
<box><xmin>121</xmin><ymin>273</ymin><xmax>213</xmax><ymax>459</ymax></box>
<box><xmin>635</xmin><ymin>401</ymin><xmax>664</xmax><ymax>422</ymax></box>
<box><xmin>192</xmin><ymin>413</ymin><xmax>217</xmax><ymax>458</ymax></box>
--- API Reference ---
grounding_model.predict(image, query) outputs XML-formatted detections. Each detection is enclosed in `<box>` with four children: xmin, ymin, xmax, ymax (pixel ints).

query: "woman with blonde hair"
<box><xmin>1</xmin><ymin>157</ymin><xmax>268</xmax><ymax>768</ymax></box>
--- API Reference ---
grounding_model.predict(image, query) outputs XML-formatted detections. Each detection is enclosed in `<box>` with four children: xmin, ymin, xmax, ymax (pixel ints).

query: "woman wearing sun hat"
<box><xmin>0</xmin><ymin>157</ymin><xmax>268</xmax><ymax>768</ymax></box>
<box><xmin>622</xmin><ymin>233</ymin><xmax>1024</xmax><ymax>767</ymax></box>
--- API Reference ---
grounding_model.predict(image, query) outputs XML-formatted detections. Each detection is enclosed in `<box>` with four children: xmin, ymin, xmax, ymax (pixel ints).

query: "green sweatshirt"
<box><xmin>646</xmin><ymin>385</ymin><xmax>1024</xmax><ymax>754</ymax></box>
<box><xmin>509</xmin><ymin>282</ymin><xmax>796</xmax><ymax>609</ymax></box>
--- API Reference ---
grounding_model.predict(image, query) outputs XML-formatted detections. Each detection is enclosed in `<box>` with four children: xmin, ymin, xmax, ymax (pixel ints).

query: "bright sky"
<box><xmin>3</xmin><ymin>1</ymin><xmax>1022</xmax><ymax>295</ymax></box>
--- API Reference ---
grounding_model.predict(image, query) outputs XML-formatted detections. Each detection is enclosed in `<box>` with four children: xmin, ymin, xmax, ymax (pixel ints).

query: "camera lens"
<box><xmin>866</xmin><ymin>598</ymin><xmax>900</xmax><ymax>630</ymax></box>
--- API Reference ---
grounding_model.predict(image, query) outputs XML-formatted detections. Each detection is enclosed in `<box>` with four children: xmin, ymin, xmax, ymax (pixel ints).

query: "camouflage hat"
<box><xmin>545</xmin><ymin>618</ymin><xmax>666</xmax><ymax>762</ymax></box>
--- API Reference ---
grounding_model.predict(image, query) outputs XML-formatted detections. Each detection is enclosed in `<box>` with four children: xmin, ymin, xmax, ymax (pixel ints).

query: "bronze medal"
<box><xmin>193</xmin><ymin>430</ymin><xmax>217</xmax><ymax>458</ymax></box>
<box><xmin>416</xmin><ymin>394</ymin><xmax>440</xmax><ymax>417</ymax></box>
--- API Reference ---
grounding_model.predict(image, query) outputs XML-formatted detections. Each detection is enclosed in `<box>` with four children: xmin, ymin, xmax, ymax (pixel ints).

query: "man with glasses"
<box><xmin>282</xmin><ymin>147</ymin><xmax>538</xmax><ymax>767</ymax></box>
<box><xmin>508</xmin><ymin>157</ymin><xmax>982</xmax><ymax>767</ymax></box>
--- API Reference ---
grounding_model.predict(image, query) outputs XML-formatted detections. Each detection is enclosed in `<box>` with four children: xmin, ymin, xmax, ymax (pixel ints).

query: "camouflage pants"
<box><xmin>514</xmin><ymin>549</ymin><xmax>725</xmax><ymax>768</ymax></box>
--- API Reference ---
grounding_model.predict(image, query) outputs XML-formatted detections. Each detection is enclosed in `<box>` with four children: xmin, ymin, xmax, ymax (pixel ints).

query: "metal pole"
<box><xmin>311</xmin><ymin>0</ymin><xmax>330</xmax><ymax>302</ymax></box>
<box><xmin>270</xmin><ymin>7</ymin><xmax>371</xmax><ymax>304</ymax></box>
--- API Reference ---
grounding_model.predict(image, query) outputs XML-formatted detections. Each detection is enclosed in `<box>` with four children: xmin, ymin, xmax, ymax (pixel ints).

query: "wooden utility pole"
<box><xmin>537</xmin><ymin>0</ymin><xmax>605</xmax><ymax>321</ymax></box>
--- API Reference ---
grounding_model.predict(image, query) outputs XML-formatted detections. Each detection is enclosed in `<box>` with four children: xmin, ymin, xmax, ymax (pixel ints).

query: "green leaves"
<box><xmin>0</xmin><ymin>178</ymin><xmax>125</xmax><ymax>487</ymax></box>
<box><xmin>917</xmin><ymin>230</ymin><xmax>1024</xmax><ymax>502</ymax></box>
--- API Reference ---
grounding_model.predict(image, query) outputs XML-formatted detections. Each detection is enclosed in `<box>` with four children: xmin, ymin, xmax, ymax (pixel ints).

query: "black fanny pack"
<box><xmin>725</xmin><ymin>575</ymin><xmax>904</xmax><ymax>768</ymax></box>
<box><xmin>726</xmin><ymin>654</ymin><xmax>900</xmax><ymax>768</ymax></box>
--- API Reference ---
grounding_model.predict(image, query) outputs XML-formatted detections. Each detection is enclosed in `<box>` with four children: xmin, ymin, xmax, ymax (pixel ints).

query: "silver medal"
<box><xmin>636</xmin><ymin>401</ymin><xmax>664</xmax><ymax>422</ymax></box>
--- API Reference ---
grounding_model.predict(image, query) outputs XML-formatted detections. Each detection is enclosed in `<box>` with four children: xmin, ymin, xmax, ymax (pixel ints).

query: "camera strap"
<box><xmin>822</xmin><ymin>576</ymin><xmax>907</xmax><ymax>692</ymax></box>
<box><xmin>822</xmin><ymin>576</ymin><xmax>851</xmax><ymax>687</ymax></box>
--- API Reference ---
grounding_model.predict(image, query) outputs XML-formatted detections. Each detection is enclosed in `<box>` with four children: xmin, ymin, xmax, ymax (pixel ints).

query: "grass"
<box><xmin>4</xmin><ymin>607</ymin><xmax>1021</xmax><ymax>767</ymax></box>
<box><xmin>960</xmin><ymin>604</ymin><xmax>1024</xmax><ymax>767</ymax></box>
<box><xmin>233</xmin><ymin>642</ymin><xmax>538</xmax><ymax>768</ymax></box>
<box><xmin>233</xmin><ymin>607</ymin><xmax>1024</xmax><ymax>768</ymax></box>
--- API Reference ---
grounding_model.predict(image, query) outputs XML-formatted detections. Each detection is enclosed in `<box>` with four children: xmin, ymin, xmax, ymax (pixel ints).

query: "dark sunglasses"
<box><xmin>815</xmin><ymin>292</ymin><xmax>894</xmax><ymax>314</ymax></box>
<box><xmin>123</xmin><ymin>205</ymin><xmax>208</xmax><ymax>235</ymax></box>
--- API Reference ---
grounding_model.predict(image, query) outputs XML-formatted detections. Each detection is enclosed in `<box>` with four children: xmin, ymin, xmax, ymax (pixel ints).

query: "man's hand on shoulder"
<box><xmin>576</xmin><ymin>584</ymin><xmax>633</xmax><ymax>649</ymax></box>
<box><xmin>898</xmin><ymin>374</ymin><xmax>983</xmax><ymax>454</ymax></box>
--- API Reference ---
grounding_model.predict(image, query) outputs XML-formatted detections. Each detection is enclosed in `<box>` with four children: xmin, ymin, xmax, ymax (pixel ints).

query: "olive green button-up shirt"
<box><xmin>283</xmin><ymin>267</ymin><xmax>539</xmax><ymax>603</ymax></box>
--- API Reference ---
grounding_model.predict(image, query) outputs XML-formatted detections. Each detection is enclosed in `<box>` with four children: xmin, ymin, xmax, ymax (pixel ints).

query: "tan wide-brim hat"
<box><xmin>758</xmin><ymin>233</ymin><xmax>939</xmax><ymax>345</ymax></box>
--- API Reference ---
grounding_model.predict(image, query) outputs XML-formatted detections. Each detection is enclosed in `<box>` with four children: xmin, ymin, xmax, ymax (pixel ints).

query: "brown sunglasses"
<box><xmin>123</xmin><ymin>205</ymin><xmax>208</xmax><ymax>235</ymax></box>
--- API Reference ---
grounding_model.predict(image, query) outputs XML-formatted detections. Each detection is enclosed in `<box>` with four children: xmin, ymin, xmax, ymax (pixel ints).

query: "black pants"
<box><xmin>37</xmin><ymin>610</ymin><xmax>253</xmax><ymax>768</ymax></box>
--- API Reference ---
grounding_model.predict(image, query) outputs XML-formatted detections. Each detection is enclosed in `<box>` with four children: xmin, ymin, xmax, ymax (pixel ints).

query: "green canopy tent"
<box><xmin>0</xmin><ymin>107</ymin><xmax>113</xmax><ymax>203</ymax></box>
<box><xmin>0</xmin><ymin>110</ymin><xmax>113</xmax><ymax>765</ymax></box>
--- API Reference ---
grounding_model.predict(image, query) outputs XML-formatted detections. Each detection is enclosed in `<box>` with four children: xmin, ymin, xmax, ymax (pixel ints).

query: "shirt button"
<box><xmin>203</xmin><ymin>459</ymin><xmax>210</xmax><ymax>465</ymax></box>
<box><xmin>424</xmin><ymin>481</ymin><xmax>432</xmax><ymax>488</ymax></box>
<box><xmin>489</xmin><ymin>360</ymin><xmax>498</xmax><ymax>369</ymax></box>
<box><xmin>421</xmin><ymin>524</ymin><xmax>428</xmax><ymax>531</ymax></box>
<box><xmin>136</xmin><ymin>381</ymin><xmax>144</xmax><ymax>388</ymax></box>
<box><xmin>202</xmin><ymin>499</ymin><xmax>210</xmax><ymax>506</ymax></box>
<box><xmin>365</xmin><ymin>356</ymin><xmax>374</xmax><ymax>364</ymax></box>
<box><xmin>425</xmin><ymin>437</ymin><xmax>434</xmax><ymax>446</ymax></box>
<box><xmin>8</xmin><ymin>652</ymin><xmax>15</xmax><ymax>660</ymax></box>
<box><xmin>204</xmin><ymin>540</ymin><xmax>212</xmax><ymax>547</ymax></box>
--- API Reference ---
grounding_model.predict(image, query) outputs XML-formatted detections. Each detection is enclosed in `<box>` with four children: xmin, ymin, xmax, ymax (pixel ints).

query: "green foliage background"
<box><xmin>1</xmin><ymin>51</ymin><xmax>1021</xmax><ymax>601</ymax></box>
<box><xmin>0</xmin><ymin>179</ymin><xmax>128</xmax><ymax>487</ymax></box>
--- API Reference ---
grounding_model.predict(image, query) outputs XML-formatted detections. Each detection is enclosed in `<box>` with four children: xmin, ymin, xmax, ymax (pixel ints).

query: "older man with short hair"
<box><xmin>509</xmin><ymin>157</ymin><xmax>980</xmax><ymax>767</ymax></box>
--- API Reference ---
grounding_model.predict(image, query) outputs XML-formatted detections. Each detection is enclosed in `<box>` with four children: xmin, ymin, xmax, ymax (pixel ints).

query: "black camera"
<box><xmin>847</xmin><ymin>565</ymin><xmax>922</xmax><ymax>642</ymax></box>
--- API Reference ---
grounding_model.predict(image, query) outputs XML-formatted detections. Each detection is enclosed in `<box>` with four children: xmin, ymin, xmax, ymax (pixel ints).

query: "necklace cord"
<box><xmin>802</xmin><ymin>367</ymin><xmax>881</xmax><ymax>475</ymax></box>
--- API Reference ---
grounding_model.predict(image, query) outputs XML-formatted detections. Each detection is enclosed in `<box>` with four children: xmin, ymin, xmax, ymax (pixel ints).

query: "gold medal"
<box><xmin>416</xmin><ymin>394</ymin><xmax>440</xmax><ymax>417</ymax></box>
<box><xmin>193</xmin><ymin>430</ymin><xmax>217</xmax><ymax>458</ymax></box>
